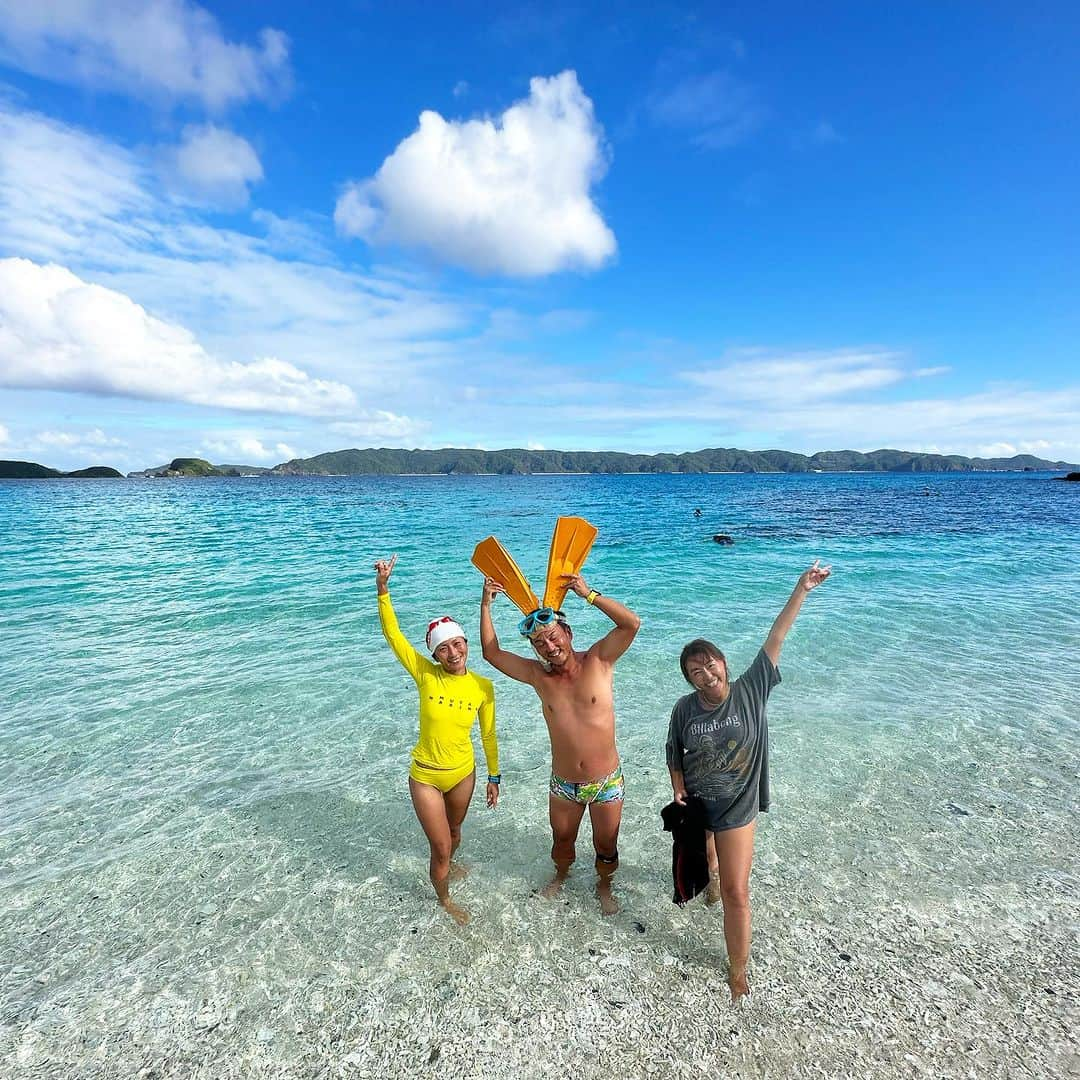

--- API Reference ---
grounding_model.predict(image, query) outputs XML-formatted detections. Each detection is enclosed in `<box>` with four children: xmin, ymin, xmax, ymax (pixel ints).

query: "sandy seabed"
<box><xmin>2</xmin><ymin>763</ymin><xmax>1078</xmax><ymax>1080</ymax></box>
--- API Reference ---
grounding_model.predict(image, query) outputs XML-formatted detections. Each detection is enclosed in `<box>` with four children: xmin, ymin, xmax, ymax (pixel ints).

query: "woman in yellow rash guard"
<box><xmin>374</xmin><ymin>554</ymin><xmax>499</xmax><ymax>925</ymax></box>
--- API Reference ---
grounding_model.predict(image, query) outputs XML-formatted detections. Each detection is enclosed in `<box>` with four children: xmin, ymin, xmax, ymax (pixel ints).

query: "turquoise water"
<box><xmin>2</xmin><ymin>473</ymin><xmax>1078</xmax><ymax>1077</ymax></box>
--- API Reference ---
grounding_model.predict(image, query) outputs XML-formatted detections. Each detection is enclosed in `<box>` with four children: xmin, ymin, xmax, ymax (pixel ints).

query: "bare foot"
<box><xmin>540</xmin><ymin>874</ymin><xmax>568</xmax><ymax>899</ymax></box>
<box><xmin>447</xmin><ymin>862</ymin><xmax>469</xmax><ymax>881</ymax></box>
<box><xmin>441</xmin><ymin>899</ymin><xmax>470</xmax><ymax>926</ymax></box>
<box><xmin>729</xmin><ymin>969</ymin><xmax>749</xmax><ymax>1002</ymax></box>
<box><xmin>597</xmin><ymin>883</ymin><xmax>619</xmax><ymax>916</ymax></box>
<box><xmin>706</xmin><ymin>875</ymin><xmax>722</xmax><ymax>906</ymax></box>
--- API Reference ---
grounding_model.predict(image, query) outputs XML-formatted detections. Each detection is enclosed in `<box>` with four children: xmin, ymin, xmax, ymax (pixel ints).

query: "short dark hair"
<box><xmin>679</xmin><ymin>638</ymin><xmax>727</xmax><ymax>683</ymax></box>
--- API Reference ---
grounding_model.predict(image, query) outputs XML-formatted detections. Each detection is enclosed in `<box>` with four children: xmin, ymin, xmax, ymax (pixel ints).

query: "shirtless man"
<box><xmin>480</xmin><ymin>574</ymin><xmax>640</xmax><ymax>914</ymax></box>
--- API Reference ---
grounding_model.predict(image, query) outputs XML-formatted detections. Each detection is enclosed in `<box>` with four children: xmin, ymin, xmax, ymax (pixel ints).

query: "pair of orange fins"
<box><xmin>471</xmin><ymin>516</ymin><xmax>598</xmax><ymax>615</ymax></box>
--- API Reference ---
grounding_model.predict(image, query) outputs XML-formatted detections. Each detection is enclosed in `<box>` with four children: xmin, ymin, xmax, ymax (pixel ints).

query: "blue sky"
<box><xmin>0</xmin><ymin>1</ymin><xmax>1077</xmax><ymax>471</ymax></box>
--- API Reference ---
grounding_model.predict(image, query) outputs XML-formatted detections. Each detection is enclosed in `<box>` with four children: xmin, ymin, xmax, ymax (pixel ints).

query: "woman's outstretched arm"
<box><xmin>375</xmin><ymin>554</ymin><xmax>422</xmax><ymax>680</ymax></box>
<box><xmin>763</xmin><ymin>560</ymin><xmax>831</xmax><ymax>666</ymax></box>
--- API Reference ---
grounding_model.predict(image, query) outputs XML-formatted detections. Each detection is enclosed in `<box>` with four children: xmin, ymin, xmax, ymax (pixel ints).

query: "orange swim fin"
<box><xmin>471</xmin><ymin>536</ymin><xmax>540</xmax><ymax>615</ymax></box>
<box><xmin>542</xmin><ymin>516</ymin><xmax>598</xmax><ymax>611</ymax></box>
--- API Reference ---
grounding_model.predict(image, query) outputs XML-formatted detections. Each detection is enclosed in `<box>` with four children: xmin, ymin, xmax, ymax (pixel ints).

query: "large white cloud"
<box><xmin>161</xmin><ymin>124</ymin><xmax>263</xmax><ymax>208</ymax></box>
<box><xmin>0</xmin><ymin>258</ymin><xmax>356</xmax><ymax>416</ymax></box>
<box><xmin>0</xmin><ymin>0</ymin><xmax>290</xmax><ymax>109</ymax></box>
<box><xmin>335</xmin><ymin>71</ymin><xmax>616</xmax><ymax>276</ymax></box>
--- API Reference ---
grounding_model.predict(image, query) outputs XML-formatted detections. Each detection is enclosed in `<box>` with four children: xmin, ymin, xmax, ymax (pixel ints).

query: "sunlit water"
<box><xmin>2</xmin><ymin>473</ymin><xmax>1078</xmax><ymax>1078</ymax></box>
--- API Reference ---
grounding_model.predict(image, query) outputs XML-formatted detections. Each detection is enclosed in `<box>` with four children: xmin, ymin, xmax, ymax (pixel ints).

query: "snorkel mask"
<box><xmin>518</xmin><ymin>607</ymin><xmax>568</xmax><ymax>637</ymax></box>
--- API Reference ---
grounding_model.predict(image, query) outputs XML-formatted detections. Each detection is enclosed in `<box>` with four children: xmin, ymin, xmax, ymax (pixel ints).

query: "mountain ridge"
<box><xmin>3</xmin><ymin>448</ymin><xmax>1078</xmax><ymax>480</ymax></box>
<box><xmin>270</xmin><ymin>447</ymin><xmax>1080</xmax><ymax>476</ymax></box>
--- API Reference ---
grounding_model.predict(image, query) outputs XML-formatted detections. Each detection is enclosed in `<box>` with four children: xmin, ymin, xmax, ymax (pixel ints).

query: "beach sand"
<box><xmin>3</xmin><ymin>769</ymin><xmax>1077</xmax><ymax>1080</ymax></box>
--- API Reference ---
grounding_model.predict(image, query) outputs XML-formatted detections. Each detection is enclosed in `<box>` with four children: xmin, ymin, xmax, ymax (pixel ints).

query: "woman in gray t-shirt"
<box><xmin>666</xmin><ymin>561</ymin><xmax>831</xmax><ymax>1001</ymax></box>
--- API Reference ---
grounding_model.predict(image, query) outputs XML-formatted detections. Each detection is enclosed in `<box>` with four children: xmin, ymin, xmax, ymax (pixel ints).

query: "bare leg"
<box><xmin>409</xmin><ymin>774</ymin><xmax>474</xmax><ymax>925</ymax></box>
<box><xmin>710</xmin><ymin>820</ymin><xmax>757</xmax><ymax>1000</ymax></box>
<box><xmin>543</xmin><ymin>795</ymin><xmax>586</xmax><ymax>898</ymax></box>
<box><xmin>443</xmin><ymin>771</ymin><xmax>476</xmax><ymax>881</ymax></box>
<box><xmin>705</xmin><ymin>832</ymin><xmax>722</xmax><ymax>905</ymax></box>
<box><xmin>588</xmin><ymin>799</ymin><xmax>623</xmax><ymax>916</ymax></box>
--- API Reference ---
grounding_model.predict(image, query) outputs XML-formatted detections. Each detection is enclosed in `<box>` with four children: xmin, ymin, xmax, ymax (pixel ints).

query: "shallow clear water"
<box><xmin>2</xmin><ymin>473</ymin><xmax>1078</xmax><ymax>1078</ymax></box>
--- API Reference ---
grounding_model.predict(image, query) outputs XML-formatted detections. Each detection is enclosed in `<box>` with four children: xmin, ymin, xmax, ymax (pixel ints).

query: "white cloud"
<box><xmin>200</xmin><ymin>435</ymin><xmax>295</xmax><ymax>462</ymax></box>
<box><xmin>162</xmin><ymin>124</ymin><xmax>263</xmax><ymax>208</ymax></box>
<box><xmin>329</xmin><ymin>411</ymin><xmax>429</xmax><ymax>442</ymax></box>
<box><xmin>975</xmin><ymin>439</ymin><xmax>1054</xmax><ymax>459</ymax></box>
<box><xmin>250</xmin><ymin>209</ymin><xmax>330</xmax><ymax>260</ymax></box>
<box><xmin>682</xmin><ymin>349</ymin><xmax>908</xmax><ymax>403</ymax></box>
<box><xmin>36</xmin><ymin>427</ymin><xmax>125</xmax><ymax>448</ymax></box>
<box><xmin>442</xmin><ymin>345</ymin><xmax>1080</xmax><ymax>462</ymax></box>
<box><xmin>0</xmin><ymin>258</ymin><xmax>356</xmax><ymax>416</ymax></box>
<box><xmin>0</xmin><ymin>105</ymin><xmax>152</xmax><ymax>263</ymax></box>
<box><xmin>0</xmin><ymin>103</ymin><xmax>474</xmax><ymax>395</ymax></box>
<box><xmin>0</xmin><ymin>0</ymin><xmax>290</xmax><ymax>109</ymax></box>
<box><xmin>334</xmin><ymin>184</ymin><xmax>380</xmax><ymax>239</ymax></box>
<box><xmin>335</xmin><ymin>71</ymin><xmax>616</xmax><ymax>276</ymax></box>
<box><xmin>0</xmin><ymin>421</ymin><xmax>8</xmax><ymax>443</ymax></box>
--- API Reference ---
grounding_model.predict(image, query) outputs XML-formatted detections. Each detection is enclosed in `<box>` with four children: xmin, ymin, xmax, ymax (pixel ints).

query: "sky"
<box><xmin>0</xmin><ymin>1</ymin><xmax>1077</xmax><ymax>472</ymax></box>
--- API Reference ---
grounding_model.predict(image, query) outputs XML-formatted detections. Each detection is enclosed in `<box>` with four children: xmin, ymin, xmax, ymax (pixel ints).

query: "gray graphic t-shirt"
<box><xmin>665</xmin><ymin>649</ymin><xmax>780</xmax><ymax>831</ymax></box>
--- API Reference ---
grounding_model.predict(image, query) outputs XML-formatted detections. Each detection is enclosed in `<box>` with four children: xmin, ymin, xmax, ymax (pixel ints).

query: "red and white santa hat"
<box><xmin>426</xmin><ymin>616</ymin><xmax>466</xmax><ymax>654</ymax></box>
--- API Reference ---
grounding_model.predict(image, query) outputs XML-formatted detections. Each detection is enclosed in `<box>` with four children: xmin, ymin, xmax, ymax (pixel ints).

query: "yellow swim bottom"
<box><xmin>409</xmin><ymin>757</ymin><xmax>476</xmax><ymax>794</ymax></box>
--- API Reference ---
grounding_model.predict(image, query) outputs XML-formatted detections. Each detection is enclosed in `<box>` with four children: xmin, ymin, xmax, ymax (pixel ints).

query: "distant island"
<box><xmin>127</xmin><ymin>458</ymin><xmax>271</xmax><ymax>478</ymax></box>
<box><xmin>0</xmin><ymin>461</ymin><xmax>124</xmax><ymax>479</ymax></box>
<box><xmin>3</xmin><ymin>448</ymin><xmax>1079</xmax><ymax>480</ymax></box>
<box><xmin>269</xmin><ymin>446</ymin><xmax>1080</xmax><ymax>476</ymax></box>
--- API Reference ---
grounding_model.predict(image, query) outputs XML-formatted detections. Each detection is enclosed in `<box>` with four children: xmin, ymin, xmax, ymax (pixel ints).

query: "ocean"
<box><xmin>1</xmin><ymin>472</ymin><xmax>1077</xmax><ymax>1078</ymax></box>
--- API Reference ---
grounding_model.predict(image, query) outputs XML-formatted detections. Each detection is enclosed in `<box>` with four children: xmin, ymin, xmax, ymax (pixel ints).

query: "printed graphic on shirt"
<box><xmin>686</xmin><ymin>712</ymin><xmax>755</xmax><ymax>800</ymax></box>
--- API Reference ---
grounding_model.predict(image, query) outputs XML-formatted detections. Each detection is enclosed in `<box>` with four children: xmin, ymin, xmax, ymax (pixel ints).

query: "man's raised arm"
<box><xmin>563</xmin><ymin>574</ymin><xmax>640</xmax><ymax>663</ymax></box>
<box><xmin>480</xmin><ymin>578</ymin><xmax>540</xmax><ymax>684</ymax></box>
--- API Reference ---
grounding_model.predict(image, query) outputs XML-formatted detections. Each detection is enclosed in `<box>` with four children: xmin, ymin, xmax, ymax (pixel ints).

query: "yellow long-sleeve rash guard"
<box><xmin>378</xmin><ymin>592</ymin><xmax>498</xmax><ymax>776</ymax></box>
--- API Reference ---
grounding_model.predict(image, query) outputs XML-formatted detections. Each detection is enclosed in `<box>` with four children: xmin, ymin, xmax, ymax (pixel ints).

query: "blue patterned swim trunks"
<box><xmin>549</xmin><ymin>762</ymin><xmax>624</xmax><ymax>805</ymax></box>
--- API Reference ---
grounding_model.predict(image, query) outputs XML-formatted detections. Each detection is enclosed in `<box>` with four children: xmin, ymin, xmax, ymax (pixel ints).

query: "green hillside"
<box><xmin>271</xmin><ymin>446</ymin><xmax>1079</xmax><ymax>476</ymax></box>
<box><xmin>0</xmin><ymin>460</ymin><xmax>62</xmax><ymax>478</ymax></box>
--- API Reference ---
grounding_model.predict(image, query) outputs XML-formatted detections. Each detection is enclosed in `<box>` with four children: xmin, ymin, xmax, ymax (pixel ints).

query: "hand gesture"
<box><xmin>560</xmin><ymin>572</ymin><xmax>590</xmax><ymax>599</ymax></box>
<box><xmin>482</xmin><ymin>577</ymin><xmax>506</xmax><ymax>604</ymax></box>
<box><xmin>374</xmin><ymin>554</ymin><xmax>398</xmax><ymax>589</ymax></box>
<box><xmin>798</xmin><ymin>559</ymin><xmax>831</xmax><ymax>592</ymax></box>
